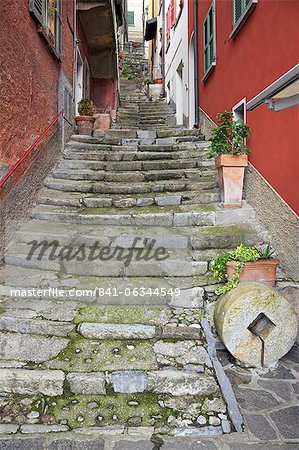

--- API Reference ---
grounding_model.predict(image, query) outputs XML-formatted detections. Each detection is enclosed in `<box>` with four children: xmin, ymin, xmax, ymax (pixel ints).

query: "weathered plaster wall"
<box><xmin>0</xmin><ymin>0</ymin><xmax>74</xmax><ymax>167</ymax></box>
<box><xmin>0</xmin><ymin>128</ymin><xmax>64</xmax><ymax>265</ymax></box>
<box><xmin>244</xmin><ymin>164</ymin><xmax>299</xmax><ymax>282</ymax></box>
<box><xmin>91</xmin><ymin>78</ymin><xmax>117</xmax><ymax>112</ymax></box>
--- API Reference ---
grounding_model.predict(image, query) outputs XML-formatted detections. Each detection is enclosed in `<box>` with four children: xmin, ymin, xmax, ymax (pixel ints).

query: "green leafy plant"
<box><xmin>208</xmin><ymin>110</ymin><xmax>251</xmax><ymax>159</ymax></box>
<box><xmin>211</xmin><ymin>243</ymin><xmax>274</xmax><ymax>295</ymax></box>
<box><xmin>77</xmin><ymin>99</ymin><xmax>96</xmax><ymax>116</ymax></box>
<box><xmin>121</xmin><ymin>62</ymin><xmax>139</xmax><ymax>80</ymax></box>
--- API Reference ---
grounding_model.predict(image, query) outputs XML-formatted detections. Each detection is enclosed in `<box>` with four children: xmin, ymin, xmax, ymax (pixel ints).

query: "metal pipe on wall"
<box><xmin>162</xmin><ymin>0</ymin><xmax>166</xmax><ymax>95</ymax></box>
<box><xmin>193</xmin><ymin>0</ymin><xmax>200</xmax><ymax>128</ymax></box>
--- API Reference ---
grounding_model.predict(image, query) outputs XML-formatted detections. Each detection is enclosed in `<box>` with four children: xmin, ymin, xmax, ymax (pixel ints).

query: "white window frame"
<box><xmin>233</xmin><ymin>98</ymin><xmax>247</xmax><ymax>123</ymax></box>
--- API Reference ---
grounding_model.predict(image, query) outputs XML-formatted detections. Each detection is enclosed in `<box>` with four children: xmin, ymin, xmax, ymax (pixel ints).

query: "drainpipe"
<box><xmin>193</xmin><ymin>0</ymin><xmax>200</xmax><ymax>128</ymax></box>
<box><xmin>73</xmin><ymin>0</ymin><xmax>77</xmax><ymax>112</ymax></box>
<box><xmin>151</xmin><ymin>0</ymin><xmax>155</xmax><ymax>78</ymax></box>
<box><xmin>162</xmin><ymin>0</ymin><xmax>166</xmax><ymax>96</ymax></box>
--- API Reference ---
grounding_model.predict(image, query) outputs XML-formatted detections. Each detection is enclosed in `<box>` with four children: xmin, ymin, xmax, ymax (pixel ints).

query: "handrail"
<box><xmin>0</xmin><ymin>109</ymin><xmax>64</xmax><ymax>189</ymax></box>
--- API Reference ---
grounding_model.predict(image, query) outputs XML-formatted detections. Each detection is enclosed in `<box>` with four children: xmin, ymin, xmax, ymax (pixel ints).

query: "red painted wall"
<box><xmin>0</xmin><ymin>1</ymin><xmax>74</xmax><ymax>167</ymax></box>
<box><xmin>91</xmin><ymin>78</ymin><xmax>117</xmax><ymax>113</ymax></box>
<box><xmin>196</xmin><ymin>0</ymin><xmax>299</xmax><ymax>214</ymax></box>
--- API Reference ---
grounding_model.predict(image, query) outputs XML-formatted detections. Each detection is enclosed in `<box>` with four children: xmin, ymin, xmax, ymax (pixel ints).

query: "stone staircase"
<box><xmin>0</xmin><ymin>77</ymin><xmax>269</xmax><ymax>439</ymax></box>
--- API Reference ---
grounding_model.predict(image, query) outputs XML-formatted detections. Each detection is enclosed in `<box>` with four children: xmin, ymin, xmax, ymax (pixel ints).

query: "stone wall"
<box><xmin>244</xmin><ymin>164</ymin><xmax>299</xmax><ymax>281</ymax></box>
<box><xmin>199</xmin><ymin>109</ymin><xmax>215</xmax><ymax>139</ymax></box>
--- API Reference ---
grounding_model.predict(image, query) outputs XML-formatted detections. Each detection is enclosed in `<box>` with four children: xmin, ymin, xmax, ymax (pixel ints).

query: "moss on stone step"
<box><xmin>44</xmin><ymin>337</ymin><xmax>158</xmax><ymax>372</ymax></box>
<box><xmin>47</xmin><ymin>392</ymin><xmax>174</xmax><ymax>429</ymax></box>
<box><xmin>74</xmin><ymin>305</ymin><xmax>171</xmax><ymax>325</ymax></box>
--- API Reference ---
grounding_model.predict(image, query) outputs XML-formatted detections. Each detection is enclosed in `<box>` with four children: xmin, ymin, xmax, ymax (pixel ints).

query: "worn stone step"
<box><xmin>18</xmin><ymin>218</ymin><xmax>262</xmax><ymax>250</ymax></box>
<box><xmin>13</xmin><ymin>220</ymin><xmax>210</xmax><ymax>247</ymax></box>
<box><xmin>0</xmin><ymin>268</ymin><xmax>208</xmax><ymax>305</ymax></box>
<box><xmin>43</xmin><ymin>177</ymin><xmax>218</xmax><ymax>196</ymax></box>
<box><xmin>62</xmin><ymin>149</ymin><xmax>210</xmax><ymax>164</ymax></box>
<box><xmin>51</xmin><ymin>168</ymin><xmax>216</xmax><ymax>184</ymax></box>
<box><xmin>38</xmin><ymin>187</ymin><xmax>217</xmax><ymax>208</ymax></box>
<box><xmin>4</xmin><ymin>258</ymin><xmax>203</xmax><ymax>278</ymax></box>
<box><xmin>58</xmin><ymin>159</ymin><xmax>203</xmax><ymax>172</ymax></box>
<box><xmin>30</xmin><ymin>204</ymin><xmax>216</xmax><ymax>227</ymax></box>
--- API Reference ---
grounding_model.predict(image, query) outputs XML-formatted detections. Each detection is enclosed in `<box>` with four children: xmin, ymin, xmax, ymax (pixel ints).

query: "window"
<box><xmin>231</xmin><ymin>0</ymin><xmax>258</xmax><ymax>39</ymax></box>
<box><xmin>29</xmin><ymin>0</ymin><xmax>62</xmax><ymax>59</ymax></box>
<box><xmin>233</xmin><ymin>98</ymin><xmax>246</xmax><ymax>123</ymax></box>
<box><xmin>233</xmin><ymin>0</ymin><xmax>251</xmax><ymax>23</ymax></box>
<box><xmin>128</xmin><ymin>11</ymin><xmax>135</xmax><ymax>26</ymax></box>
<box><xmin>203</xmin><ymin>2</ymin><xmax>216</xmax><ymax>79</ymax></box>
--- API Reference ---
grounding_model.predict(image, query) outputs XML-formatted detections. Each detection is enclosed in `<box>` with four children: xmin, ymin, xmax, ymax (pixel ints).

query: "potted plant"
<box><xmin>75</xmin><ymin>99</ymin><xmax>96</xmax><ymax>136</ymax></box>
<box><xmin>211</xmin><ymin>243</ymin><xmax>280</xmax><ymax>295</ymax></box>
<box><xmin>208</xmin><ymin>111</ymin><xmax>251</xmax><ymax>208</ymax></box>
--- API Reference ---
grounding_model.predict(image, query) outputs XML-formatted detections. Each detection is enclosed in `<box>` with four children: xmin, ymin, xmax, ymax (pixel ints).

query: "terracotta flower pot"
<box><xmin>215</xmin><ymin>154</ymin><xmax>248</xmax><ymax>208</ymax></box>
<box><xmin>75</xmin><ymin>116</ymin><xmax>95</xmax><ymax>136</ymax></box>
<box><xmin>155</xmin><ymin>78</ymin><xmax>163</xmax><ymax>84</ymax></box>
<box><xmin>226</xmin><ymin>259</ymin><xmax>280</xmax><ymax>286</ymax></box>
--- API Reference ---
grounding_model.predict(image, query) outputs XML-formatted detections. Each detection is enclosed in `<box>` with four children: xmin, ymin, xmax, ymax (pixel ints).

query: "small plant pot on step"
<box><xmin>226</xmin><ymin>259</ymin><xmax>280</xmax><ymax>286</ymax></box>
<box><xmin>215</xmin><ymin>154</ymin><xmax>248</xmax><ymax>208</ymax></box>
<box><xmin>75</xmin><ymin>116</ymin><xmax>95</xmax><ymax>136</ymax></box>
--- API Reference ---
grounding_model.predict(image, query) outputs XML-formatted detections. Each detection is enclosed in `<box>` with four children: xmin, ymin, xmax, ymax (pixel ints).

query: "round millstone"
<box><xmin>214</xmin><ymin>282</ymin><xmax>298</xmax><ymax>367</ymax></box>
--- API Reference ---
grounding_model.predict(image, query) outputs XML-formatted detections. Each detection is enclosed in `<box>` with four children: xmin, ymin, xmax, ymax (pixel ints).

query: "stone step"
<box><xmin>68</xmin><ymin>135</ymin><xmax>206</xmax><ymax>148</ymax></box>
<box><xmin>51</xmin><ymin>168</ymin><xmax>216</xmax><ymax>184</ymax></box>
<box><xmin>13</xmin><ymin>221</ymin><xmax>195</xmax><ymax>246</ymax></box>
<box><xmin>38</xmin><ymin>187</ymin><xmax>218</xmax><ymax>208</ymax></box>
<box><xmin>58</xmin><ymin>157</ymin><xmax>213</xmax><ymax>172</ymax></box>
<box><xmin>0</xmin><ymin>268</ymin><xmax>208</xmax><ymax>304</ymax></box>
<box><xmin>62</xmin><ymin>152</ymin><xmax>211</xmax><ymax>165</ymax></box>
<box><xmin>18</xmin><ymin>219</ymin><xmax>262</xmax><ymax>250</ymax></box>
<box><xmin>30</xmin><ymin>204</ymin><xmax>217</xmax><ymax>227</ymax></box>
<box><xmin>43</xmin><ymin>178</ymin><xmax>219</xmax><ymax>197</ymax></box>
<box><xmin>5</xmin><ymin>251</ymin><xmax>207</xmax><ymax>278</ymax></box>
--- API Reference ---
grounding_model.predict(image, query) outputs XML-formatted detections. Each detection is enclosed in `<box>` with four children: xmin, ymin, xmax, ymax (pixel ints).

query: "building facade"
<box><xmin>192</xmin><ymin>0</ymin><xmax>299</xmax><ymax>215</ymax></box>
<box><xmin>127</xmin><ymin>0</ymin><xmax>145</xmax><ymax>44</ymax></box>
<box><xmin>146</xmin><ymin>0</ymin><xmax>190</xmax><ymax>125</ymax></box>
<box><xmin>0</xmin><ymin>0</ymin><xmax>126</xmax><ymax>261</ymax></box>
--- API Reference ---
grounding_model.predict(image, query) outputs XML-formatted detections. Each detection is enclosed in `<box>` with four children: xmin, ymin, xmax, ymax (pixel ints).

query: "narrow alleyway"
<box><xmin>0</xmin><ymin>76</ymin><xmax>298</xmax><ymax>449</ymax></box>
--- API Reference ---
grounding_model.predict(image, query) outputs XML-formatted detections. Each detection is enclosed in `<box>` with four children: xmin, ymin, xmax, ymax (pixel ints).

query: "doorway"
<box><xmin>176</xmin><ymin>62</ymin><xmax>184</xmax><ymax>126</ymax></box>
<box><xmin>75</xmin><ymin>50</ymin><xmax>84</xmax><ymax>115</ymax></box>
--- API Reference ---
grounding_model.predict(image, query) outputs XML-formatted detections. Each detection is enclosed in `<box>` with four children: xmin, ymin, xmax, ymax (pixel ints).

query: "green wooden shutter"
<box><xmin>29</xmin><ymin>0</ymin><xmax>45</xmax><ymax>25</ymax></box>
<box><xmin>233</xmin><ymin>0</ymin><xmax>251</xmax><ymax>24</ymax></box>
<box><xmin>203</xmin><ymin>3</ymin><xmax>215</xmax><ymax>75</ymax></box>
<box><xmin>128</xmin><ymin>11</ymin><xmax>135</xmax><ymax>26</ymax></box>
<box><xmin>233</xmin><ymin>0</ymin><xmax>242</xmax><ymax>23</ymax></box>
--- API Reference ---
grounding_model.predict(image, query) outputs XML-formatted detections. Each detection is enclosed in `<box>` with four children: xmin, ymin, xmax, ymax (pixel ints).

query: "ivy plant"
<box><xmin>208</xmin><ymin>111</ymin><xmax>251</xmax><ymax>159</ymax></box>
<box><xmin>210</xmin><ymin>243</ymin><xmax>274</xmax><ymax>295</ymax></box>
